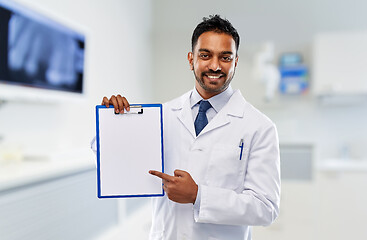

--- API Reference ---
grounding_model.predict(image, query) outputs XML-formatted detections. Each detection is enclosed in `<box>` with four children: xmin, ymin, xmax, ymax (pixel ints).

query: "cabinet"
<box><xmin>0</xmin><ymin>162</ymin><xmax>118</xmax><ymax>240</ymax></box>
<box><xmin>313</xmin><ymin>31</ymin><xmax>367</xmax><ymax>97</ymax></box>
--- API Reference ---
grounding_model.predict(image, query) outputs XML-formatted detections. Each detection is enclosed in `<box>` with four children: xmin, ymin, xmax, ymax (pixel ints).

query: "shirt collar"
<box><xmin>190</xmin><ymin>85</ymin><xmax>234</xmax><ymax>113</ymax></box>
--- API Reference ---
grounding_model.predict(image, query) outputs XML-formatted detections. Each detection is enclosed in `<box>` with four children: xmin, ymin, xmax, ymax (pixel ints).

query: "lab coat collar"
<box><xmin>171</xmin><ymin>89</ymin><xmax>245</xmax><ymax>116</ymax></box>
<box><xmin>198</xmin><ymin>90</ymin><xmax>245</xmax><ymax>136</ymax></box>
<box><xmin>190</xmin><ymin>85</ymin><xmax>234</xmax><ymax>114</ymax></box>
<box><xmin>172</xmin><ymin>89</ymin><xmax>246</xmax><ymax>138</ymax></box>
<box><xmin>223</xmin><ymin>89</ymin><xmax>246</xmax><ymax>118</ymax></box>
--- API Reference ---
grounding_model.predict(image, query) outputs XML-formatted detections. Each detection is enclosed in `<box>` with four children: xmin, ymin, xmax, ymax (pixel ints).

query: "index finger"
<box><xmin>149</xmin><ymin>170</ymin><xmax>174</xmax><ymax>181</ymax></box>
<box><xmin>121</xmin><ymin>96</ymin><xmax>130</xmax><ymax>112</ymax></box>
<box><xmin>101</xmin><ymin>97</ymin><xmax>110</xmax><ymax>108</ymax></box>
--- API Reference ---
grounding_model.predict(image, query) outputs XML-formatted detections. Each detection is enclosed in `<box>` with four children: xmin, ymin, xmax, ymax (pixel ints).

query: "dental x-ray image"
<box><xmin>0</xmin><ymin>3</ymin><xmax>85</xmax><ymax>93</ymax></box>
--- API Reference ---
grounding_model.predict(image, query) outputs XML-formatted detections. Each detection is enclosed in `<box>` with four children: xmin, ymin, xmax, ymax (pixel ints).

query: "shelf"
<box><xmin>317</xmin><ymin>159</ymin><xmax>367</xmax><ymax>172</ymax></box>
<box><xmin>316</xmin><ymin>94</ymin><xmax>367</xmax><ymax>106</ymax></box>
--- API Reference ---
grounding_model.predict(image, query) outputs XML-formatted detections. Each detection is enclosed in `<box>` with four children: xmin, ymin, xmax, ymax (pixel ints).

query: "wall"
<box><xmin>151</xmin><ymin>0</ymin><xmax>367</xmax><ymax>161</ymax></box>
<box><xmin>0</xmin><ymin>0</ymin><xmax>153</xmax><ymax>158</ymax></box>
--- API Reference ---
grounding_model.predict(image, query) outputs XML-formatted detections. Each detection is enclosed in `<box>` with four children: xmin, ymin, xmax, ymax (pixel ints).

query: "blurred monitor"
<box><xmin>0</xmin><ymin>0</ymin><xmax>86</xmax><ymax>102</ymax></box>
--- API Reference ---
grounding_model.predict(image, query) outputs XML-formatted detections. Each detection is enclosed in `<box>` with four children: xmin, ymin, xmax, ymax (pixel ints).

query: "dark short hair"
<box><xmin>191</xmin><ymin>14</ymin><xmax>240</xmax><ymax>53</ymax></box>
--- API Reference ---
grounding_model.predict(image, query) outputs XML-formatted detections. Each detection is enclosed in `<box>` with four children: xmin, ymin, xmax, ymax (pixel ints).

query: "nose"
<box><xmin>208</xmin><ymin>57</ymin><xmax>221</xmax><ymax>72</ymax></box>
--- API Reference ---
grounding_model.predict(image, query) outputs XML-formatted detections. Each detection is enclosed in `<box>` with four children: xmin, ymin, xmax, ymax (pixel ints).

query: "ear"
<box><xmin>235</xmin><ymin>55</ymin><xmax>239</xmax><ymax>68</ymax></box>
<box><xmin>188</xmin><ymin>52</ymin><xmax>194</xmax><ymax>70</ymax></box>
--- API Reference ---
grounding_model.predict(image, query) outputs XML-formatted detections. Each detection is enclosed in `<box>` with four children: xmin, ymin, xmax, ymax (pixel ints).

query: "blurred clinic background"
<box><xmin>1</xmin><ymin>0</ymin><xmax>367</xmax><ymax>239</ymax></box>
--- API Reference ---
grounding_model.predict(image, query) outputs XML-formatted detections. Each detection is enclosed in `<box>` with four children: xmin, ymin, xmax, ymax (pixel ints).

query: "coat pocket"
<box><xmin>206</xmin><ymin>145</ymin><xmax>246</xmax><ymax>190</ymax></box>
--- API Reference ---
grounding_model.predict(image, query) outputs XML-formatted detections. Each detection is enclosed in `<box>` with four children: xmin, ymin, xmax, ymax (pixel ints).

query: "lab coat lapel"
<box><xmin>199</xmin><ymin>110</ymin><xmax>230</xmax><ymax>136</ymax></box>
<box><xmin>199</xmin><ymin>90</ymin><xmax>245</xmax><ymax>136</ymax></box>
<box><xmin>175</xmin><ymin>95</ymin><xmax>196</xmax><ymax>138</ymax></box>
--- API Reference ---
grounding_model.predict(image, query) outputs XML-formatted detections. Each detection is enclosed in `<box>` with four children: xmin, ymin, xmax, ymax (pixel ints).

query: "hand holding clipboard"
<box><xmin>101</xmin><ymin>94</ymin><xmax>130</xmax><ymax>114</ymax></box>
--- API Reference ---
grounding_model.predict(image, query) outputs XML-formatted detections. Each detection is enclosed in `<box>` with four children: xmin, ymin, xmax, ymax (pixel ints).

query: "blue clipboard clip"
<box><xmin>114</xmin><ymin>105</ymin><xmax>143</xmax><ymax>114</ymax></box>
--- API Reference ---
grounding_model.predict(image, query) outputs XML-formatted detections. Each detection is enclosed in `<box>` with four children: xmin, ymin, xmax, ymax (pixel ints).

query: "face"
<box><xmin>188</xmin><ymin>31</ymin><xmax>239</xmax><ymax>99</ymax></box>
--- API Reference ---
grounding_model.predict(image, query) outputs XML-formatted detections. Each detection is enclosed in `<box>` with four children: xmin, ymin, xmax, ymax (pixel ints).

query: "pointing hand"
<box><xmin>149</xmin><ymin>169</ymin><xmax>198</xmax><ymax>204</ymax></box>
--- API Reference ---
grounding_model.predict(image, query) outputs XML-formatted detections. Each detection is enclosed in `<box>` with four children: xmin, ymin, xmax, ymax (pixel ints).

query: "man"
<box><xmin>100</xmin><ymin>15</ymin><xmax>280</xmax><ymax>240</ymax></box>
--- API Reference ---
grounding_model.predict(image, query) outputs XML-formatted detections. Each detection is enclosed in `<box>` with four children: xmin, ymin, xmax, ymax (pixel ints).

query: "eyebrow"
<box><xmin>198</xmin><ymin>48</ymin><xmax>210</xmax><ymax>53</ymax></box>
<box><xmin>221</xmin><ymin>51</ymin><xmax>234</xmax><ymax>55</ymax></box>
<box><xmin>198</xmin><ymin>48</ymin><xmax>234</xmax><ymax>55</ymax></box>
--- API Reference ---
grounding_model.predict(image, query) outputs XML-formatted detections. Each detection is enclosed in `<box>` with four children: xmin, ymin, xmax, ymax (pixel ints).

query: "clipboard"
<box><xmin>96</xmin><ymin>104</ymin><xmax>164</xmax><ymax>198</ymax></box>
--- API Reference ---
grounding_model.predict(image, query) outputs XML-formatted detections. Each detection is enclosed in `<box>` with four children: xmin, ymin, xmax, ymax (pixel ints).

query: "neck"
<box><xmin>195</xmin><ymin>84</ymin><xmax>227</xmax><ymax>100</ymax></box>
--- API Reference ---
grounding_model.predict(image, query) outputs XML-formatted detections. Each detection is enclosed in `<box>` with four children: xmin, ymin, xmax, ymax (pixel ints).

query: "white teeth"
<box><xmin>207</xmin><ymin>75</ymin><xmax>221</xmax><ymax>79</ymax></box>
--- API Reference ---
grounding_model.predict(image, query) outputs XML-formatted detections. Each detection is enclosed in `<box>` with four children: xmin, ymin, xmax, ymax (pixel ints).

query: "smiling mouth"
<box><xmin>206</xmin><ymin>75</ymin><xmax>222</xmax><ymax>79</ymax></box>
<box><xmin>203</xmin><ymin>72</ymin><xmax>226</xmax><ymax>80</ymax></box>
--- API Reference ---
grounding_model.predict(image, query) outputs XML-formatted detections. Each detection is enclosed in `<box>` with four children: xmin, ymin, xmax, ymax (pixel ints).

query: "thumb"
<box><xmin>174</xmin><ymin>169</ymin><xmax>188</xmax><ymax>177</ymax></box>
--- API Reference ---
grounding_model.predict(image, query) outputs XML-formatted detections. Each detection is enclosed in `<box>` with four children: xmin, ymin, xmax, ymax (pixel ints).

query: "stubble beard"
<box><xmin>193</xmin><ymin>67</ymin><xmax>235</xmax><ymax>95</ymax></box>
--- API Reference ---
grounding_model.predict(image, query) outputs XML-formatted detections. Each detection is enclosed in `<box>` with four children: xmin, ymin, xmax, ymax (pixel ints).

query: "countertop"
<box><xmin>0</xmin><ymin>149</ymin><xmax>96</xmax><ymax>192</ymax></box>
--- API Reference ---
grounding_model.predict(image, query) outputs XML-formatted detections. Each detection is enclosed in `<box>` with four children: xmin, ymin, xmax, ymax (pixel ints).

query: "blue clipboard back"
<box><xmin>96</xmin><ymin>104</ymin><xmax>164</xmax><ymax>198</ymax></box>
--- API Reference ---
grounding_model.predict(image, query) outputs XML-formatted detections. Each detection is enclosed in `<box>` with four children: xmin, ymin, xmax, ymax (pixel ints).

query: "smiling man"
<box><xmin>100</xmin><ymin>15</ymin><xmax>280</xmax><ymax>240</ymax></box>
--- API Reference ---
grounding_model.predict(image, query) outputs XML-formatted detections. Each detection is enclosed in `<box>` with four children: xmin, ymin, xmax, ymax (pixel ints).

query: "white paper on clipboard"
<box><xmin>96</xmin><ymin>104</ymin><xmax>164</xmax><ymax>198</ymax></box>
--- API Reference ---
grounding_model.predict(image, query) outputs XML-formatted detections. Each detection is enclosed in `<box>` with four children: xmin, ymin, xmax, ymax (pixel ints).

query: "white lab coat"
<box><xmin>149</xmin><ymin>89</ymin><xmax>280</xmax><ymax>240</ymax></box>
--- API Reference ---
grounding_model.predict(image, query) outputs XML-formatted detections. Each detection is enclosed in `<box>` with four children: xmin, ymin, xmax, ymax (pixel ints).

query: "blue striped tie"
<box><xmin>194</xmin><ymin>100</ymin><xmax>212</xmax><ymax>136</ymax></box>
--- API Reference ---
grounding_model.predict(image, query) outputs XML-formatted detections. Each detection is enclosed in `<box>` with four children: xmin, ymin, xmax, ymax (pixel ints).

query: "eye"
<box><xmin>199</xmin><ymin>53</ymin><xmax>210</xmax><ymax>59</ymax></box>
<box><xmin>222</xmin><ymin>56</ymin><xmax>233</xmax><ymax>62</ymax></box>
